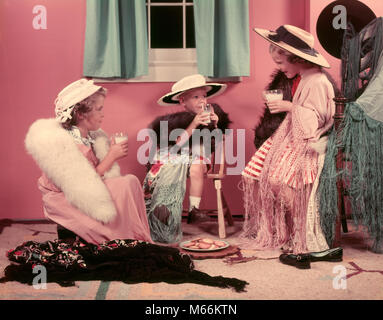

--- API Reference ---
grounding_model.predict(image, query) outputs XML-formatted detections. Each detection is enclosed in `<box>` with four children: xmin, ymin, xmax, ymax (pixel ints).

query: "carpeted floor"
<box><xmin>0</xmin><ymin>218</ymin><xmax>382</xmax><ymax>300</ymax></box>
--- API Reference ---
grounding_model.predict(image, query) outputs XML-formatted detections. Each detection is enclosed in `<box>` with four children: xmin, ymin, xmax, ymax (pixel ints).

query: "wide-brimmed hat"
<box><xmin>54</xmin><ymin>79</ymin><xmax>103</xmax><ymax>123</ymax></box>
<box><xmin>157</xmin><ymin>74</ymin><xmax>227</xmax><ymax>106</ymax></box>
<box><xmin>253</xmin><ymin>25</ymin><xmax>330</xmax><ymax>68</ymax></box>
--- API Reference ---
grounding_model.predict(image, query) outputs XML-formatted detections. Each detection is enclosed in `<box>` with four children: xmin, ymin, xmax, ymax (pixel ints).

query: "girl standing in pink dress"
<box><xmin>25</xmin><ymin>79</ymin><xmax>153</xmax><ymax>244</ymax></box>
<box><xmin>241</xmin><ymin>25</ymin><xmax>335</xmax><ymax>255</ymax></box>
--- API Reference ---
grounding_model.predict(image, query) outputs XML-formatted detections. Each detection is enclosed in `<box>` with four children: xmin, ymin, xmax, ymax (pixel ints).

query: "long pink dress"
<box><xmin>38</xmin><ymin>144</ymin><xmax>153</xmax><ymax>244</ymax></box>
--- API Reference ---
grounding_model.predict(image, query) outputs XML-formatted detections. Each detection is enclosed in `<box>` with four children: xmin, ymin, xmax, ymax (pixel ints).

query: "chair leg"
<box><xmin>334</xmin><ymin>170</ymin><xmax>346</xmax><ymax>247</ymax></box>
<box><xmin>214</xmin><ymin>179</ymin><xmax>226</xmax><ymax>239</ymax></box>
<box><xmin>221</xmin><ymin>193</ymin><xmax>234</xmax><ymax>226</ymax></box>
<box><xmin>341</xmin><ymin>197</ymin><xmax>348</xmax><ymax>233</ymax></box>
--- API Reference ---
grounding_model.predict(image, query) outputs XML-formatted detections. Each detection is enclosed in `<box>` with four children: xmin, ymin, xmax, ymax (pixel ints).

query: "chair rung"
<box><xmin>207</xmin><ymin>174</ymin><xmax>225</xmax><ymax>179</ymax></box>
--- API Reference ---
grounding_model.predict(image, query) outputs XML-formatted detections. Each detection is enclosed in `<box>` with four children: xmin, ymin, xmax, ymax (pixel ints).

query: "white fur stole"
<box><xmin>25</xmin><ymin>118</ymin><xmax>121</xmax><ymax>223</ymax></box>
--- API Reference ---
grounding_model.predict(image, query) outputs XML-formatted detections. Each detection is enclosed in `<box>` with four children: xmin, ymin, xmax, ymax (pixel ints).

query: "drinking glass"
<box><xmin>113</xmin><ymin>132</ymin><xmax>128</xmax><ymax>144</ymax></box>
<box><xmin>202</xmin><ymin>103</ymin><xmax>212</xmax><ymax>124</ymax></box>
<box><xmin>262</xmin><ymin>89</ymin><xmax>283</xmax><ymax>102</ymax></box>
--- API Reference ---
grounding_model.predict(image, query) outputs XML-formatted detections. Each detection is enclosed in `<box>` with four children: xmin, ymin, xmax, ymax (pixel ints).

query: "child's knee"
<box><xmin>189</xmin><ymin>163</ymin><xmax>207</xmax><ymax>178</ymax></box>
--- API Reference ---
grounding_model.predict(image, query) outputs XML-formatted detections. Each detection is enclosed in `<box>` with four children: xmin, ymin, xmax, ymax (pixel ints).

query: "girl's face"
<box><xmin>270</xmin><ymin>49</ymin><xmax>301</xmax><ymax>79</ymax></box>
<box><xmin>80</xmin><ymin>95</ymin><xmax>105</xmax><ymax>131</ymax></box>
<box><xmin>179</xmin><ymin>87</ymin><xmax>208</xmax><ymax>114</ymax></box>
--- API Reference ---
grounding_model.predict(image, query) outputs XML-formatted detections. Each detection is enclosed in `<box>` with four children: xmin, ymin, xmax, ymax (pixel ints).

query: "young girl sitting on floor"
<box><xmin>25</xmin><ymin>79</ymin><xmax>153</xmax><ymax>244</ymax></box>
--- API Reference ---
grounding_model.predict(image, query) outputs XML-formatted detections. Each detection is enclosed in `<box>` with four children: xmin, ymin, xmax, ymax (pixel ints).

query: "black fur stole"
<box><xmin>150</xmin><ymin>103</ymin><xmax>232</xmax><ymax>148</ymax></box>
<box><xmin>253</xmin><ymin>69</ymin><xmax>340</xmax><ymax>149</ymax></box>
<box><xmin>253</xmin><ymin>70</ymin><xmax>293</xmax><ymax>149</ymax></box>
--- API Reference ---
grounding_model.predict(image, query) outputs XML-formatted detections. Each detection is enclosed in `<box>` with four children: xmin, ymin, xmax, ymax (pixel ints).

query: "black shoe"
<box><xmin>279</xmin><ymin>253</ymin><xmax>311</xmax><ymax>269</ymax></box>
<box><xmin>57</xmin><ymin>224</ymin><xmax>78</xmax><ymax>241</ymax></box>
<box><xmin>307</xmin><ymin>247</ymin><xmax>343</xmax><ymax>262</ymax></box>
<box><xmin>187</xmin><ymin>207</ymin><xmax>210</xmax><ymax>224</ymax></box>
<box><xmin>57</xmin><ymin>225</ymin><xmax>86</xmax><ymax>244</ymax></box>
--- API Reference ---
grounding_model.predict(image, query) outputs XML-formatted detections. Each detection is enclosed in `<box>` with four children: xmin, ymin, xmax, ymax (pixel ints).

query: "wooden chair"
<box><xmin>333</xmin><ymin>95</ymin><xmax>349</xmax><ymax>246</ymax></box>
<box><xmin>205</xmin><ymin>135</ymin><xmax>234</xmax><ymax>239</ymax></box>
<box><xmin>333</xmin><ymin>18</ymin><xmax>381</xmax><ymax>246</ymax></box>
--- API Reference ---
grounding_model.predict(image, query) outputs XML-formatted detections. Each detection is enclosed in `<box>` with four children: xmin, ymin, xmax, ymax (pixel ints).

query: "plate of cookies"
<box><xmin>180</xmin><ymin>238</ymin><xmax>229</xmax><ymax>252</ymax></box>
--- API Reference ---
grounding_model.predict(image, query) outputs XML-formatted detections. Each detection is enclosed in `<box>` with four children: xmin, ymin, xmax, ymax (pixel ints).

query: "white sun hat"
<box><xmin>253</xmin><ymin>24</ymin><xmax>330</xmax><ymax>68</ymax></box>
<box><xmin>157</xmin><ymin>74</ymin><xmax>227</xmax><ymax>106</ymax></box>
<box><xmin>54</xmin><ymin>79</ymin><xmax>102</xmax><ymax>123</ymax></box>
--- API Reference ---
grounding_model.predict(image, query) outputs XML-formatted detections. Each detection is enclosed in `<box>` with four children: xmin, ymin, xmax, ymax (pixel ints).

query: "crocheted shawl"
<box><xmin>319</xmin><ymin>18</ymin><xmax>383</xmax><ymax>253</ymax></box>
<box><xmin>241</xmin><ymin>69</ymin><xmax>336</xmax><ymax>253</ymax></box>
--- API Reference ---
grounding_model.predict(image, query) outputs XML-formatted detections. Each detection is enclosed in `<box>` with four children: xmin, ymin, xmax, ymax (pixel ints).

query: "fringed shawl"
<box><xmin>319</xmin><ymin>18</ymin><xmax>383</xmax><ymax>253</ymax></box>
<box><xmin>241</xmin><ymin>69</ymin><xmax>336</xmax><ymax>253</ymax></box>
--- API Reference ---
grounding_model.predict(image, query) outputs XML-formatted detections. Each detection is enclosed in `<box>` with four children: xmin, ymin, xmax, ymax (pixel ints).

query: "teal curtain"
<box><xmin>83</xmin><ymin>0</ymin><xmax>148</xmax><ymax>79</ymax></box>
<box><xmin>193</xmin><ymin>0</ymin><xmax>250</xmax><ymax>78</ymax></box>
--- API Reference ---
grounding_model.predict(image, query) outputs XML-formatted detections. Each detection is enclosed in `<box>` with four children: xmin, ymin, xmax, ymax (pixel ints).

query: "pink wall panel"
<box><xmin>3</xmin><ymin>0</ymin><xmax>381</xmax><ymax>220</ymax></box>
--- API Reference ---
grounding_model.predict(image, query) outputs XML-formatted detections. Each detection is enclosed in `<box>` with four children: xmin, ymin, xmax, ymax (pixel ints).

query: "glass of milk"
<box><xmin>113</xmin><ymin>132</ymin><xmax>128</xmax><ymax>144</ymax></box>
<box><xmin>202</xmin><ymin>103</ymin><xmax>212</xmax><ymax>125</ymax></box>
<box><xmin>263</xmin><ymin>89</ymin><xmax>283</xmax><ymax>102</ymax></box>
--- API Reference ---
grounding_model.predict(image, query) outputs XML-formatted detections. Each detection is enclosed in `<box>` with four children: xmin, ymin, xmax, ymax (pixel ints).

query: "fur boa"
<box><xmin>253</xmin><ymin>70</ymin><xmax>292</xmax><ymax>148</ymax></box>
<box><xmin>150</xmin><ymin>103</ymin><xmax>232</xmax><ymax>148</ymax></box>
<box><xmin>25</xmin><ymin>119</ymin><xmax>121</xmax><ymax>223</ymax></box>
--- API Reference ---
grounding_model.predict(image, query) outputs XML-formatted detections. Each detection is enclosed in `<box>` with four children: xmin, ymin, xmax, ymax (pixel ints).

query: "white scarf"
<box><xmin>25</xmin><ymin>118</ymin><xmax>121</xmax><ymax>223</ymax></box>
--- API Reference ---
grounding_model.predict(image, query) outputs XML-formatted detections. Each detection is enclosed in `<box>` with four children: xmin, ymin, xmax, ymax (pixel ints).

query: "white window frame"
<box><xmin>133</xmin><ymin>0</ymin><xmax>197</xmax><ymax>82</ymax></box>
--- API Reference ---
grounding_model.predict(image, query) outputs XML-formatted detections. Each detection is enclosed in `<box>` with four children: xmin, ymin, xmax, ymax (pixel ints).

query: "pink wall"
<box><xmin>1</xmin><ymin>0</ymin><xmax>381</xmax><ymax>220</ymax></box>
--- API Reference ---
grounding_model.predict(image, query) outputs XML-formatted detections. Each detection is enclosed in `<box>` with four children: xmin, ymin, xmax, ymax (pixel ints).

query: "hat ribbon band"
<box><xmin>268</xmin><ymin>26</ymin><xmax>319</xmax><ymax>57</ymax></box>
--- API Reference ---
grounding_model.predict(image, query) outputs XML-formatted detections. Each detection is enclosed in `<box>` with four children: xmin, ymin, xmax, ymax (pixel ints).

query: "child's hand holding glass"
<box><xmin>109</xmin><ymin>132</ymin><xmax>129</xmax><ymax>161</ymax></box>
<box><xmin>113</xmin><ymin>132</ymin><xmax>128</xmax><ymax>144</ymax></box>
<box><xmin>262</xmin><ymin>89</ymin><xmax>292</xmax><ymax>114</ymax></box>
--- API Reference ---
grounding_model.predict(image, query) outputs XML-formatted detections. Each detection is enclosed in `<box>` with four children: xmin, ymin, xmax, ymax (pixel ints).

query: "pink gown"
<box><xmin>38</xmin><ymin>144</ymin><xmax>153</xmax><ymax>244</ymax></box>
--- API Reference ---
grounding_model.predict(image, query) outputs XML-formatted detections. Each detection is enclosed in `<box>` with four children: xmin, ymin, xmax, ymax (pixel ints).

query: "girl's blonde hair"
<box><xmin>269</xmin><ymin>44</ymin><xmax>318</xmax><ymax>68</ymax></box>
<box><xmin>61</xmin><ymin>88</ymin><xmax>107</xmax><ymax>129</ymax></box>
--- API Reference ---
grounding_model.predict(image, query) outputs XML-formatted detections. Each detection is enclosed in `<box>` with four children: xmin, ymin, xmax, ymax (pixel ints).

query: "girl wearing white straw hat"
<box><xmin>143</xmin><ymin>74</ymin><xmax>231</xmax><ymax>244</ymax></box>
<box><xmin>25</xmin><ymin>79</ymin><xmax>153</xmax><ymax>244</ymax></box>
<box><xmin>240</xmin><ymin>25</ymin><xmax>336</xmax><ymax>262</ymax></box>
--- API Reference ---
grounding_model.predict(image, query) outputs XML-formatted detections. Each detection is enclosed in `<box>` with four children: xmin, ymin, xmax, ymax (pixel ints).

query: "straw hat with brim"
<box><xmin>54</xmin><ymin>79</ymin><xmax>102</xmax><ymax>123</ymax></box>
<box><xmin>254</xmin><ymin>25</ymin><xmax>330</xmax><ymax>68</ymax></box>
<box><xmin>157</xmin><ymin>74</ymin><xmax>227</xmax><ymax>106</ymax></box>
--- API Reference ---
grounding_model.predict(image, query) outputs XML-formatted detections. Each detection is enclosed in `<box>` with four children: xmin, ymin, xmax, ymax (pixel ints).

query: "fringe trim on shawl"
<box><xmin>318</xmin><ymin>102</ymin><xmax>383</xmax><ymax>253</ymax></box>
<box><xmin>239</xmin><ymin>111</ymin><xmax>316</xmax><ymax>254</ymax></box>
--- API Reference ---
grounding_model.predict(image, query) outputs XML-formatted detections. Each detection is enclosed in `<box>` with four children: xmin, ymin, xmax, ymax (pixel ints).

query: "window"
<box><xmin>149</xmin><ymin>0</ymin><xmax>195</xmax><ymax>49</ymax></box>
<box><xmin>91</xmin><ymin>0</ymin><xmax>242</xmax><ymax>83</ymax></box>
<box><xmin>130</xmin><ymin>0</ymin><xmax>198</xmax><ymax>82</ymax></box>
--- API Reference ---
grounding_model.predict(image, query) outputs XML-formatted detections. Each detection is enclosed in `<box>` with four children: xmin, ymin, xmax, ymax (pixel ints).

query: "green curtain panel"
<box><xmin>83</xmin><ymin>0</ymin><xmax>148</xmax><ymax>79</ymax></box>
<box><xmin>193</xmin><ymin>0</ymin><xmax>250</xmax><ymax>78</ymax></box>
